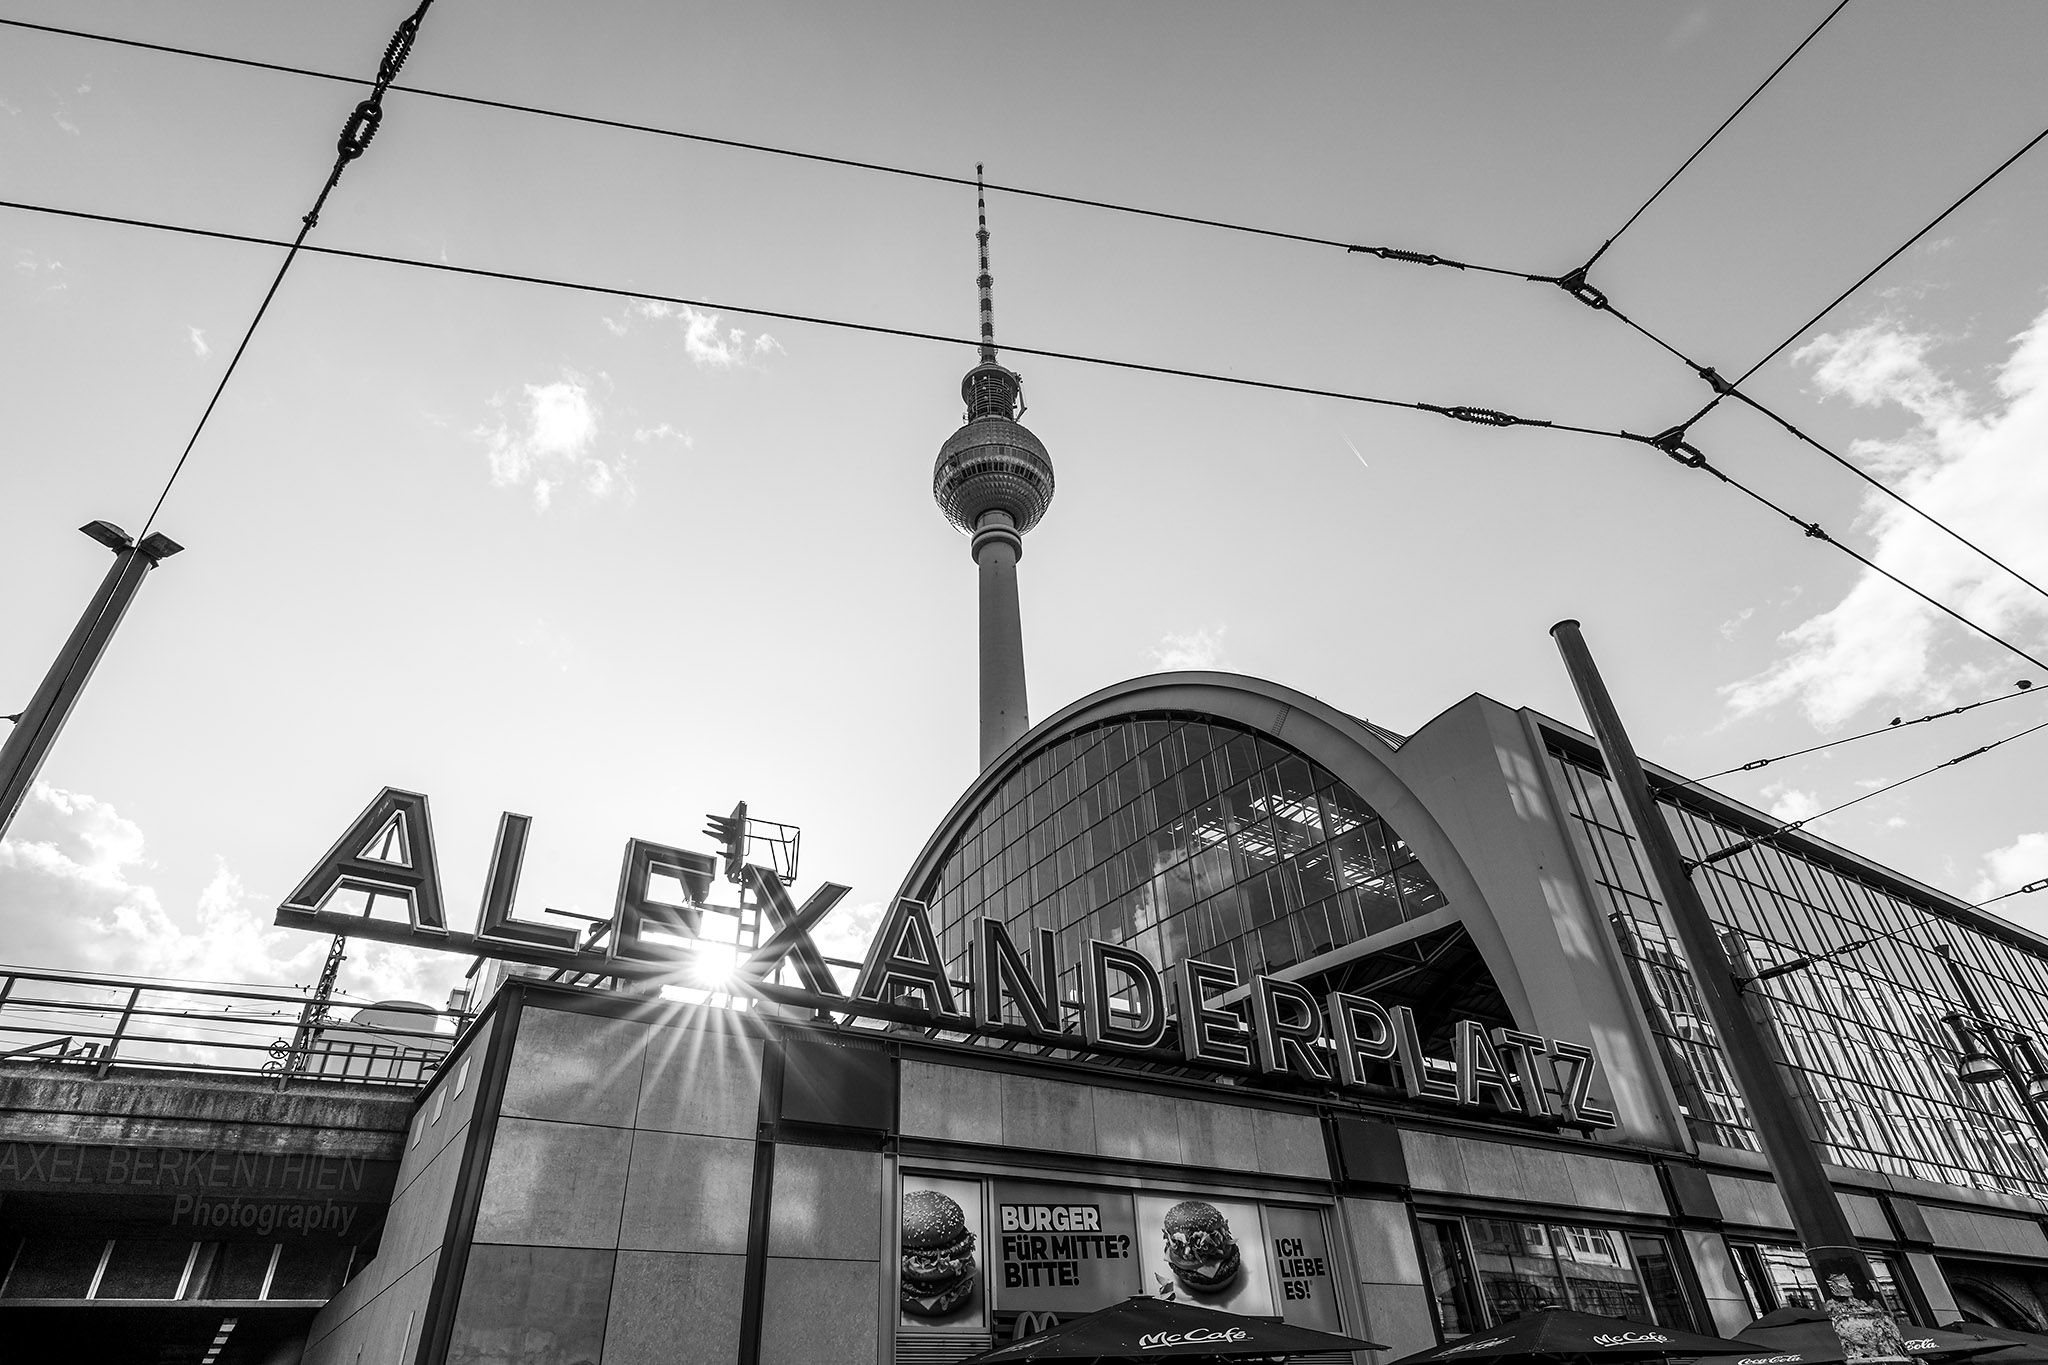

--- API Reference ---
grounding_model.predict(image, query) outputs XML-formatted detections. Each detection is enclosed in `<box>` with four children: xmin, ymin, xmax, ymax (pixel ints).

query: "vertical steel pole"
<box><xmin>1551</xmin><ymin>619</ymin><xmax>1907</xmax><ymax>1359</ymax></box>
<box><xmin>0</xmin><ymin>522</ymin><xmax>182</xmax><ymax>838</ymax></box>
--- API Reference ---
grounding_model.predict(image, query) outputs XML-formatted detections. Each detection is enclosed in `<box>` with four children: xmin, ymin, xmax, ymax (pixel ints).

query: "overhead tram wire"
<box><xmin>1722</xmin><ymin>121</ymin><xmax>2048</xmax><ymax>393</ymax></box>
<box><xmin>1573</xmin><ymin>0</ymin><xmax>1851</xmax><ymax>276</ymax></box>
<box><xmin>0</xmin><ymin>197</ymin><xmax>1621</xmax><ymax>438</ymax></box>
<box><xmin>9</xmin><ymin>188</ymin><xmax>2048</xmax><ymax>684</ymax></box>
<box><xmin>127</xmin><ymin>2</ymin><xmax>439</xmax><ymax>537</ymax></box>
<box><xmin>1978</xmin><ymin>879</ymin><xmax>2048</xmax><ymax>910</ymax></box>
<box><xmin>1533</xmin><ymin>5</ymin><xmax>2048</xmax><ymax>616</ymax></box>
<box><xmin>28</xmin><ymin>18</ymin><xmax>2048</xmax><ymax>612</ymax></box>
<box><xmin>0</xmin><ymin>15</ymin><xmax>1547</xmax><ymax>284</ymax></box>
<box><xmin>1688</xmin><ymin>712</ymin><xmax>2048</xmax><ymax>873</ymax></box>
<box><xmin>1700</xmin><ymin>679</ymin><xmax>2039</xmax><ymax>780</ymax></box>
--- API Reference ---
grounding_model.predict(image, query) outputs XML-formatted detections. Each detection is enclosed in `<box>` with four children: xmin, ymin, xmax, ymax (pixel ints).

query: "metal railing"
<box><xmin>0</xmin><ymin>966</ymin><xmax>468</xmax><ymax>1088</ymax></box>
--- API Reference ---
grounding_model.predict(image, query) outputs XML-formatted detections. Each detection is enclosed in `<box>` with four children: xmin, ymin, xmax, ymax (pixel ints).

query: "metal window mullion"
<box><xmin>258</xmin><ymin>1243</ymin><xmax>281</xmax><ymax>1300</ymax></box>
<box><xmin>85</xmin><ymin>1238</ymin><xmax>114</xmax><ymax>1299</ymax></box>
<box><xmin>174</xmin><ymin>1241</ymin><xmax>201</xmax><ymax>1299</ymax></box>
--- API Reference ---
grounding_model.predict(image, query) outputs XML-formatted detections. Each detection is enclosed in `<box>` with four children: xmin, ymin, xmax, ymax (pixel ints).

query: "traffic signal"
<box><xmin>704</xmin><ymin>800</ymin><xmax>747</xmax><ymax>882</ymax></box>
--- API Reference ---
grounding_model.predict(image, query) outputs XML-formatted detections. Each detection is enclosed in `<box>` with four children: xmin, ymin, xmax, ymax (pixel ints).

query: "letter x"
<box><xmin>737</xmin><ymin>865</ymin><xmax>848</xmax><ymax>998</ymax></box>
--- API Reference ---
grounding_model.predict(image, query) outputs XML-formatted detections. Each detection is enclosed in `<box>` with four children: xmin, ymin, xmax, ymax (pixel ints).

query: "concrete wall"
<box><xmin>1390</xmin><ymin>698</ymin><xmax>1694</xmax><ymax>1152</ymax></box>
<box><xmin>898</xmin><ymin>1060</ymin><xmax>1328</xmax><ymax>1179</ymax></box>
<box><xmin>0</xmin><ymin>1062</ymin><xmax>412</xmax><ymax>1156</ymax></box>
<box><xmin>1341</xmin><ymin>1197</ymin><xmax>1433</xmax><ymax>1363</ymax></box>
<box><xmin>441</xmin><ymin>1000</ymin><xmax>768</xmax><ymax>1365</ymax></box>
<box><xmin>1397</xmin><ymin>1129</ymin><xmax>1664</xmax><ymax>1214</ymax></box>
<box><xmin>303</xmin><ymin>1022</ymin><xmax>493</xmax><ymax>1365</ymax></box>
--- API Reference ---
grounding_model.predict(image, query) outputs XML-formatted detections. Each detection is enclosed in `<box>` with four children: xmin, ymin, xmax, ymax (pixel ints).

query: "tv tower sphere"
<box><xmin>932</xmin><ymin>363</ymin><xmax>1055</xmax><ymax>545</ymax></box>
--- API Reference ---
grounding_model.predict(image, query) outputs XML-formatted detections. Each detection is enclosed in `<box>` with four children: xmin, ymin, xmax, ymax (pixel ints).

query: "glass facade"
<box><xmin>918</xmin><ymin>715</ymin><xmax>1448</xmax><ymax>1002</ymax></box>
<box><xmin>1729</xmin><ymin>1240</ymin><xmax>1908</xmax><ymax>1318</ymax></box>
<box><xmin>1547</xmin><ymin>735</ymin><xmax>2048</xmax><ymax>1198</ymax></box>
<box><xmin>1417</xmin><ymin>1213</ymin><xmax>1694</xmax><ymax>1334</ymax></box>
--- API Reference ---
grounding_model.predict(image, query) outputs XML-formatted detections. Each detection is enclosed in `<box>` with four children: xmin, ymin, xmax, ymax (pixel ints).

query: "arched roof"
<box><xmin>893</xmin><ymin>670</ymin><xmax>1536</xmax><ymax>1028</ymax></box>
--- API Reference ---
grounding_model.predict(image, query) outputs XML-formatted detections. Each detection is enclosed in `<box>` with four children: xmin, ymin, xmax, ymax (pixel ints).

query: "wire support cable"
<box><xmin>34</xmin><ymin>11</ymin><xmax>2048</xmax><ymax>617</ymax></box>
<box><xmin>1979</xmin><ymin>878</ymin><xmax>2048</xmax><ymax>909</ymax></box>
<box><xmin>0</xmin><ymin>196</ymin><xmax>1631</xmax><ymax>440</ymax></box>
<box><xmin>1723</xmin><ymin>120</ymin><xmax>2048</xmax><ymax>395</ymax></box>
<box><xmin>1576</xmin><ymin>0</ymin><xmax>1850</xmax><ymax>275</ymax></box>
<box><xmin>1637</xmin><ymin>435</ymin><xmax>2048</xmax><ymax>676</ymax></box>
<box><xmin>1701</xmin><ymin>679</ymin><xmax>2039</xmax><ymax>779</ymax></box>
<box><xmin>22</xmin><ymin>12</ymin><xmax>2047</xmax><ymax>611</ymax></box>
<box><xmin>128</xmin><ymin>1</ymin><xmax>437</xmax><ymax>537</ymax></box>
<box><xmin>13</xmin><ymin>190</ymin><xmax>2047</xmax><ymax>685</ymax></box>
<box><xmin>0</xmin><ymin>16</ymin><xmax>1547</xmax><ymax>284</ymax></box>
<box><xmin>1689</xmin><ymin>713</ymin><xmax>2048</xmax><ymax>872</ymax></box>
<box><xmin>1740</xmin><ymin>910</ymin><xmax>1954</xmax><ymax>990</ymax></box>
<box><xmin>1551</xmin><ymin>219</ymin><xmax>2048</xmax><ymax>616</ymax></box>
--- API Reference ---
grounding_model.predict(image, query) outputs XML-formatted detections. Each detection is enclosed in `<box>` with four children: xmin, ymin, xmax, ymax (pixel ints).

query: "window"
<box><xmin>1419</xmin><ymin>1218</ymin><xmax>1482</xmax><ymax>1338</ymax></box>
<box><xmin>1418</xmin><ymin>1215</ymin><xmax>1696</xmax><ymax>1338</ymax></box>
<box><xmin>0</xmin><ymin>1239</ymin><xmax>338</xmax><ymax>1303</ymax></box>
<box><xmin>1729</xmin><ymin>1241</ymin><xmax>1908</xmax><ymax>1320</ymax></box>
<box><xmin>919</xmin><ymin>715</ymin><xmax>1451</xmax><ymax>1005</ymax></box>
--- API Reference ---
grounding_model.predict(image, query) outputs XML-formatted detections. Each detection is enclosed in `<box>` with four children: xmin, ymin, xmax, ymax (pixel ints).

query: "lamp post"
<box><xmin>1936</xmin><ymin>944</ymin><xmax>2048</xmax><ymax>1151</ymax></box>
<box><xmin>0</xmin><ymin>521</ymin><xmax>182</xmax><ymax>839</ymax></box>
<box><xmin>1552</xmin><ymin>620</ymin><xmax>1908</xmax><ymax>1364</ymax></box>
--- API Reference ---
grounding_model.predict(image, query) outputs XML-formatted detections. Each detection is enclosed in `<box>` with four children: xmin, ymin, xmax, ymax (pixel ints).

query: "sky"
<box><xmin>2</xmin><ymin>1</ymin><xmax>2046</xmax><ymax>1013</ymax></box>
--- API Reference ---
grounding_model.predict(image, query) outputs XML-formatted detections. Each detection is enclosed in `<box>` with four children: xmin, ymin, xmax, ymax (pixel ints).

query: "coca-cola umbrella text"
<box><xmin>1696</xmin><ymin>1308</ymin><xmax>2005</xmax><ymax>1365</ymax></box>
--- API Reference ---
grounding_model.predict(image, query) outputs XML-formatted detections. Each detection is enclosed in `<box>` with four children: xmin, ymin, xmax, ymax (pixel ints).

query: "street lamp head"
<box><xmin>1945</xmin><ymin>1013</ymin><xmax>2007</xmax><ymax>1085</ymax></box>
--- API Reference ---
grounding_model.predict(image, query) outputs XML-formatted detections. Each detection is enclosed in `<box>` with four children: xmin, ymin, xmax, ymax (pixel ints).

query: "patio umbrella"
<box><xmin>954</xmin><ymin>1296</ymin><xmax>1386</xmax><ymax>1363</ymax></box>
<box><xmin>1703</xmin><ymin>1307</ymin><xmax>2005</xmax><ymax>1365</ymax></box>
<box><xmin>1388</xmin><ymin>1309</ymin><xmax>1757</xmax><ymax>1364</ymax></box>
<box><xmin>1938</xmin><ymin>1325</ymin><xmax>2048</xmax><ymax>1365</ymax></box>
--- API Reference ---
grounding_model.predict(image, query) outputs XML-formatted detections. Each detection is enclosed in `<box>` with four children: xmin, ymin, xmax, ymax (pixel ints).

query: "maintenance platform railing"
<box><xmin>0</xmin><ymin>966</ymin><xmax>468</xmax><ymax>1088</ymax></box>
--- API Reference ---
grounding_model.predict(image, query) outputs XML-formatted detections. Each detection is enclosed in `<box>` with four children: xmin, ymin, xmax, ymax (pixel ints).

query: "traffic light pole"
<box><xmin>0</xmin><ymin>521</ymin><xmax>182</xmax><ymax>839</ymax></box>
<box><xmin>1551</xmin><ymin>620</ymin><xmax>1907</xmax><ymax>1361</ymax></box>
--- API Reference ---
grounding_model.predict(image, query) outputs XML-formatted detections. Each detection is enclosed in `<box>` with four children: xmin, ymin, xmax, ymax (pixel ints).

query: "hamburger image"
<box><xmin>901</xmin><ymin>1189</ymin><xmax>978</xmax><ymax>1319</ymax></box>
<box><xmin>1161</xmin><ymin>1200</ymin><xmax>1242</xmax><ymax>1295</ymax></box>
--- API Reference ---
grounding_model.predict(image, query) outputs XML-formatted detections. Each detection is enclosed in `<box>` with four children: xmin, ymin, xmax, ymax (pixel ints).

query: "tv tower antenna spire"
<box><xmin>932</xmin><ymin>169</ymin><xmax>1056</xmax><ymax>767</ymax></box>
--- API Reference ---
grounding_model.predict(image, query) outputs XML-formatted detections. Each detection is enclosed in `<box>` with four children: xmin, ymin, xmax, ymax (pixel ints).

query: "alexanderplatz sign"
<box><xmin>274</xmin><ymin>788</ymin><xmax>1616</xmax><ymax>1129</ymax></box>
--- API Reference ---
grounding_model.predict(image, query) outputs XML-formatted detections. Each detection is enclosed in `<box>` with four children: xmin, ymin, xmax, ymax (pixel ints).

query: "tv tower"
<box><xmin>934</xmin><ymin>168</ymin><xmax>1055</xmax><ymax>769</ymax></box>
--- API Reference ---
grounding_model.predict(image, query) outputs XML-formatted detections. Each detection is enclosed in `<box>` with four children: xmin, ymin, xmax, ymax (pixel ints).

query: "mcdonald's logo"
<box><xmin>1013</xmin><ymin>1311</ymin><xmax>1060</xmax><ymax>1340</ymax></box>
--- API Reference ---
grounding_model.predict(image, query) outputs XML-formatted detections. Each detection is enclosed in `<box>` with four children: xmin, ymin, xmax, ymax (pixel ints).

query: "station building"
<box><xmin>277</xmin><ymin>670</ymin><xmax>2048</xmax><ymax>1365</ymax></box>
<box><xmin>9</xmin><ymin>208</ymin><xmax>2048</xmax><ymax>1365</ymax></box>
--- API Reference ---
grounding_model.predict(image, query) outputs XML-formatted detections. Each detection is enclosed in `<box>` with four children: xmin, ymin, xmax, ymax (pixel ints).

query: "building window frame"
<box><xmin>1415</xmin><ymin>1210</ymin><xmax>1700</xmax><ymax>1340</ymax></box>
<box><xmin>1726</xmin><ymin>1238</ymin><xmax>1919</xmax><ymax>1323</ymax></box>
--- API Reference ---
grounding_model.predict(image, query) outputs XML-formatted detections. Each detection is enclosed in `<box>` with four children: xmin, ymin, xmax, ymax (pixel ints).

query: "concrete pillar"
<box><xmin>973</xmin><ymin>512</ymin><xmax>1029</xmax><ymax>768</ymax></box>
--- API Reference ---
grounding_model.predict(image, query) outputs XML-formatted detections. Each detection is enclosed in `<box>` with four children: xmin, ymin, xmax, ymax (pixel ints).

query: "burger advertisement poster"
<box><xmin>901</xmin><ymin>1178</ymin><xmax>987</xmax><ymax>1332</ymax></box>
<box><xmin>1135</xmin><ymin>1194</ymin><xmax>1274</xmax><ymax>1316</ymax></box>
<box><xmin>988</xmin><ymin>1180</ymin><xmax>1142</xmax><ymax>1312</ymax></box>
<box><xmin>900</xmin><ymin>1174</ymin><xmax>1345</xmax><ymax>1338</ymax></box>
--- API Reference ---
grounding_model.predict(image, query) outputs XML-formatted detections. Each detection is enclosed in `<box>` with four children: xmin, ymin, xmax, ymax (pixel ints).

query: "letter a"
<box><xmin>851</xmin><ymin>898</ymin><xmax>964</xmax><ymax>1021</ymax></box>
<box><xmin>281</xmin><ymin>788</ymin><xmax>446</xmax><ymax>932</ymax></box>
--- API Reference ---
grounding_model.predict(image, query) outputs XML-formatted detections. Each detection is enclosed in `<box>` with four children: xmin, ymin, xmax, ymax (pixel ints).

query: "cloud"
<box><xmin>472</xmin><ymin>370</ymin><xmax>630</xmax><ymax>509</ymax></box>
<box><xmin>632</xmin><ymin>422</ymin><xmax>692</xmax><ymax>447</ymax></box>
<box><xmin>610</xmin><ymin>301</ymin><xmax>782</xmax><ymax>369</ymax></box>
<box><xmin>1971</xmin><ymin>832</ymin><xmax>2048</xmax><ymax>908</ymax></box>
<box><xmin>1722</xmin><ymin>309</ymin><xmax>2048</xmax><ymax>726</ymax></box>
<box><xmin>1720</xmin><ymin>606</ymin><xmax>1757</xmax><ymax>641</ymax></box>
<box><xmin>813</xmin><ymin>899</ymin><xmax>886</xmax><ymax>973</ymax></box>
<box><xmin>1150</xmin><ymin>624</ymin><xmax>1230</xmax><ymax>672</ymax></box>
<box><xmin>13</xmin><ymin>248</ymin><xmax>67</xmax><ymax>290</ymax></box>
<box><xmin>187</xmin><ymin>326</ymin><xmax>210</xmax><ymax>358</ymax></box>
<box><xmin>1759</xmin><ymin>783</ymin><xmax>1823</xmax><ymax>823</ymax></box>
<box><xmin>0</xmin><ymin>783</ymin><xmax>459</xmax><ymax>1007</ymax></box>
